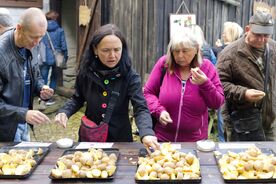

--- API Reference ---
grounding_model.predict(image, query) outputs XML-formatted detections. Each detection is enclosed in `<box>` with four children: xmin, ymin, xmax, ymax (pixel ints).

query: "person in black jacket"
<box><xmin>0</xmin><ymin>8</ymin><xmax>54</xmax><ymax>142</ymax></box>
<box><xmin>55</xmin><ymin>24</ymin><xmax>159</xmax><ymax>150</ymax></box>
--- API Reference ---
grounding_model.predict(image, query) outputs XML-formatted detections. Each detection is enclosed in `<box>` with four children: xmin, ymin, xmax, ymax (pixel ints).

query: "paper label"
<box><xmin>14</xmin><ymin>141</ymin><xmax>52</xmax><ymax>147</ymax></box>
<box><xmin>75</xmin><ymin>142</ymin><xmax>113</xmax><ymax>149</ymax></box>
<box><xmin>171</xmin><ymin>144</ymin><xmax>181</xmax><ymax>149</ymax></box>
<box><xmin>218</xmin><ymin>143</ymin><xmax>255</xmax><ymax>149</ymax></box>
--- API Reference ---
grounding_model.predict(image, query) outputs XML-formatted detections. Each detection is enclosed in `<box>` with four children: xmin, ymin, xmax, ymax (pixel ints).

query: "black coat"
<box><xmin>59</xmin><ymin>65</ymin><xmax>154</xmax><ymax>142</ymax></box>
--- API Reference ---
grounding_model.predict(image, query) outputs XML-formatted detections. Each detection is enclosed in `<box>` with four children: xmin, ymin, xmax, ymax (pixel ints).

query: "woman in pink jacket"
<box><xmin>144</xmin><ymin>29</ymin><xmax>224</xmax><ymax>142</ymax></box>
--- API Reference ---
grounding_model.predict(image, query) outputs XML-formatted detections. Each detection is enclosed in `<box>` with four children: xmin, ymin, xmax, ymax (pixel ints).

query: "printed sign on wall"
<box><xmin>169</xmin><ymin>14</ymin><xmax>196</xmax><ymax>38</ymax></box>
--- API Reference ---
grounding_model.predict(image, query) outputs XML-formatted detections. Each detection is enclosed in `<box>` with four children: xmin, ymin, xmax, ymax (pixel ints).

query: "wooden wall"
<box><xmin>85</xmin><ymin>0</ymin><xmax>276</xmax><ymax>82</ymax></box>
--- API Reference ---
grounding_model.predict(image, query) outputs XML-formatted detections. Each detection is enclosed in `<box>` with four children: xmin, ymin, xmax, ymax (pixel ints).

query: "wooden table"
<box><xmin>1</xmin><ymin>142</ymin><xmax>276</xmax><ymax>184</ymax></box>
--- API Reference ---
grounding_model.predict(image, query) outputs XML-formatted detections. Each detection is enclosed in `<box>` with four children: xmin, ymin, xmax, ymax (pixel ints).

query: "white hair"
<box><xmin>0</xmin><ymin>8</ymin><xmax>13</xmax><ymax>27</ymax></box>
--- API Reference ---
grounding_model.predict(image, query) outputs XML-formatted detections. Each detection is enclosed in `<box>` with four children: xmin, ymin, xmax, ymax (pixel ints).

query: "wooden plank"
<box><xmin>206</xmin><ymin>0</ymin><xmax>214</xmax><ymax>45</ymax></box>
<box><xmin>198</xmin><ymin>0</ymin><xmax>207</xmax><ymax>33</ymax></box>
<box><xmin>163</xmin><ymin>0</ymin><xmax>173</xmax><ymax>53</ymax></box>
<box><xmin>141</xmin><ymin>0</ymin><xmax>149</xmax><ymax>83</ymax></box>
<box><xmin>172</xmin><ymin>0</ymin><xmax>183</xmax><ymax>13</ymax></box>
<box><xmin>0</xmin><ymin>0</ymin><xmax>43</xmax><ymax>8</ymax></box>
<box><xmin>221</xmin><ymin>3</ymin><xmax>228</xmax><ymax>25</ymax></box>
<box><xmin>146</xmin><ymin>0</ymin><xmax>157</xmax><ymax>72</ymax></box>
<box><xmin>155</xmin><ymin>0</ymin><xmax>165</xmax><ymax>59</ymax></box>
<box><xmin>77</xmin><ymin>0</ymin><xmax>100</xmax><ymax>66</ymax></box>
<box><xmin>218</xmin><ymin>0</ymin><xmax>240</xmax><ymax>6</ymax></box>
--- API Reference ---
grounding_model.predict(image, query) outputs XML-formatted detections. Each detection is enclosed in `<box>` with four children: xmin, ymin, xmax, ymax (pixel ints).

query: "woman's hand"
<box><xmin>54</xmin><ymin>113</ymin><xmax>68</xmax><ymax>128</ymax></box>
<box><xmin>159</xmin><ymin>110</ymin><xmax>173</xmax><ymax>126</ymax></box>
<box><xmin>190</xmin><ymin>67</ymin><xmax>207</xmax><ymax>85</ymax></box>
<box><xmin>142</xmin><ymin>135</ymin><xmax>160</xmax><ymax>153</ymax></box>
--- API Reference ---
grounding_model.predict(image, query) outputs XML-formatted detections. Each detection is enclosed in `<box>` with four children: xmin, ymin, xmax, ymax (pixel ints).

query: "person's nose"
<box><xmin>109</xmin><ymin>50</ymin><xmax>116</xmax><ymax>58</ymax></box>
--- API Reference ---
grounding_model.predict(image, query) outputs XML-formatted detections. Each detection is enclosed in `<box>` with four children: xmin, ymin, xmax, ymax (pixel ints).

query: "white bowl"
<box><xmin>56</xmin><ymin>138</ymin><xmax>73</xmax><ymax>148</ymax></box>
<box><xmin>196</xmin><ymin>140</ymin><xmax>215</xmax><ymax>152</ymax></box>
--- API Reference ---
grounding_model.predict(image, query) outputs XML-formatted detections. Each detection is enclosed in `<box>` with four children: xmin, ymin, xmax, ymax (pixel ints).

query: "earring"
<box><xmin>95</xmin><ymin>55</ymin><xmax>98</xmax><ymax>58</ymax></box>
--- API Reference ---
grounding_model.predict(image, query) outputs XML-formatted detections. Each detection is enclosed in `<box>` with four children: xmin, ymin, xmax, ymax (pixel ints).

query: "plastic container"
<box><xmin>196</xmin><ymin>140</ymin><xmax>215</xmax><ymax>152</ymax></box>
<box><xmin>56</xmin><ymin>138</ymin><xmax>73</xmax><ymax>149</ymax></box>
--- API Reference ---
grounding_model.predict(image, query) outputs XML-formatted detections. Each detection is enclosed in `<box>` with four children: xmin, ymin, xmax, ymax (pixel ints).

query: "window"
<box><xmin>0</xmin><ymin>0</ymin><xmax>43</xmax><ymax>8</ymax></box>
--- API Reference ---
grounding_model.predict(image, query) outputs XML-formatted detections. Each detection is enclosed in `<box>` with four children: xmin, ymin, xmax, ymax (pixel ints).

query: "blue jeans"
<box><xmin>40</xmin><ymin>64</ymin><xmax>57</xmax><ymax>90</ymax></box>
<box><xmin>14</xmin><ymin>123</ymin><xmax>30</xmax><ymax>142</ymax></box>
<box><xmin>217</xmin><ymin>108</ymin><xmax>225</xmax><ymax>142</ymax></box>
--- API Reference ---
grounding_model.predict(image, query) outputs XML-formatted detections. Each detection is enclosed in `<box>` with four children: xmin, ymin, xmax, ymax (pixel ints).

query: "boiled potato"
<box><xmin>61</xmin><ymin>169</ymin><xmax>72</xmax><ymax>178</ymax></box>
<box><xmin>91</xmin><ymin>168</ymin><xmax>101</xmax><ymax>178</ymax></box>
<box><xmin>101</xmin><ymin>170</ymin><xmax>108</xmax><ymax>178</ymax></box>
<box><xmin>14</xmin><ymin>164</ymin><xmax>31</xmax><ymax>175</ymax></box>
<box><xmin>136</xmin><ymin>143</ymin><xmax>200</xmax><ymax>180</ymax></box>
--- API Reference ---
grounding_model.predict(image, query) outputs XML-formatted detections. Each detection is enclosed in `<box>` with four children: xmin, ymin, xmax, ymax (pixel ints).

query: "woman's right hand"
<box><xmin>54</xmin><ymin>113</ymin><xmax>68</xmax><ymax>128</ymax></box>
<box><xmin>159</xmin><ymin>110</ymin><xmax>173</xmax><ymax>126</ymax></box>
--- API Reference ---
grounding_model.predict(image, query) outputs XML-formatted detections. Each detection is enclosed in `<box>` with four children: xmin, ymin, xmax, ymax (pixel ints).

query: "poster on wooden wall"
<box><xmin>169</xmin><ymin>14</ymin><xmax>196</xmax><ymax>38</ymax></box>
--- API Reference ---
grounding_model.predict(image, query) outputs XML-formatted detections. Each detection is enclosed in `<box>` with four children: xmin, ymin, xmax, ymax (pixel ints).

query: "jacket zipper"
<box><xmin>198</xmin><ymin>115</ymin><xmax>203</xmax><ymax>136</ymax></box>
<box><xmin>174</xmin><ymin>80</ymin><xmax>186</xmax><ymax>142</ymax></box>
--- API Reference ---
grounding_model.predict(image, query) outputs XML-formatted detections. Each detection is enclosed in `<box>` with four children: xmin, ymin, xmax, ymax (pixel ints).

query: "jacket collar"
<box><xmin>6</xmin><ymin>29</ymin><xmax>33</xmax><ymax>62</ymax></box>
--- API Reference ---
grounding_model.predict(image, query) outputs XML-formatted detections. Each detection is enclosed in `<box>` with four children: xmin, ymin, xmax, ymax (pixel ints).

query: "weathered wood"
<box><xmin>79</xmin><ymin>0</ymin><xmax>276</xmax><ymax>83</ymax></box>
<box><xmin>77</xmin><ymin>0</ymin><xmax>101</xmax><ymax>69</ymax></box>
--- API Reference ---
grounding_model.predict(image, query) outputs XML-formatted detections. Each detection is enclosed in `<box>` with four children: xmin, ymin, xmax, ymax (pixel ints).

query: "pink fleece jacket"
<box><xmin>144</xmin><ymin>55</ymin><xmax>224</xmax><ymax>142</ymax></box>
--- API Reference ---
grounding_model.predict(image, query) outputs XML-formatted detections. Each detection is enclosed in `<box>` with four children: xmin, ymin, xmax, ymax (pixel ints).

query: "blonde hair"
<box><xmin>166</xmin><ymin>27</ymin><xmax>202</xmax><ymax>74</ymax></box>
<box><xmin>223</xmin><ymin>22</ymin><xmax>243</xmax><ymax>43</ymax></box>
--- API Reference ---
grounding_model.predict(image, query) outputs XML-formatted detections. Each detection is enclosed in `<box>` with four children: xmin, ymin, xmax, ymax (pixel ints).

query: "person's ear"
<box><xmin>16</xmin><ymin>24</ymin><xmax>23</xmax><ymax>31</ymax></box>
<box><xmin>245</xmin><ymin>25</ymin><xmax>250</xmax><ymax>33</ymax></box>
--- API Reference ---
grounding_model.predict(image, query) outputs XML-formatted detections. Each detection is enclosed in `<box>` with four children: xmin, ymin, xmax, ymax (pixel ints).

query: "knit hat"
<box><xmin>249</xmin><ymin>10</ymin><xmax>274</xmax><ymax>34</ymax></box>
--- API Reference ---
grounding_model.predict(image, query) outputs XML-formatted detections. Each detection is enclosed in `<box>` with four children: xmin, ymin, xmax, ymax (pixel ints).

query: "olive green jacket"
<box><xmin>217</xmin><ymin>35</ymin><xmax>276</xmax><ymax>131</ymax></box>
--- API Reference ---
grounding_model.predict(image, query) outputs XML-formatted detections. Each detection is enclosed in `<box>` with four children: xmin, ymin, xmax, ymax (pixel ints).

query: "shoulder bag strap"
<box><xmin>259</xmin><ymin>43</ymin><xmax>270</xmax><ymax>111</ymax></box>
<box><xmin>46</xmin><ymin>32</ymin><xmax>56</xmax><ymax>53</ymax></box>
<box><xmin>103</xmin><ymin>79</ymin><xmax>122</xmax><ymax>124</ymax></box>
<box><xmin>264</xmin><ymin>43</ymin><xmax>270</xmax><ymax>95</ymax></box>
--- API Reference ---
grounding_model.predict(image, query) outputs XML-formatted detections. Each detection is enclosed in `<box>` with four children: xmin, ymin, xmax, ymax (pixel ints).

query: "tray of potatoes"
<box><xmin>135</xmin><ymin>143</ymin><xmax>201</xmax><ymax>183</ymax></box>
<box><xmin>49</xmin><ymin>148</ymin><xmax>119</xmax><ymax>180</ymax></box>
<box><xmin>0</xmin><ymin>147</ymin><xmax>48</xmax><ymax>178</ymax></box>
<box><xmin>214</xmin><ymin>146</ymin><xmax>276</xmax><ymax>183</ymax></box>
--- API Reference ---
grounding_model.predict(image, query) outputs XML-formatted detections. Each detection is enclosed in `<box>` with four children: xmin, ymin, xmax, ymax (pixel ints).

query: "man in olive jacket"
<box><xmin>0</xmin><ymin>8</ymin><xmax>54</xmax><ymax>142</ymax></box>
<box><xmin>217</xmin><ymin>11</ymin><xmax>276</xmax><ymax>141</ymax></box>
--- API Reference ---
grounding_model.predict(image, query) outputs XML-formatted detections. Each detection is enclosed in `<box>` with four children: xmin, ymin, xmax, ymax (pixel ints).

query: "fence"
<box><xmin>100</xmin><ymin>0</ymin><xmax>276</xmax><ymax>81</ymax></box>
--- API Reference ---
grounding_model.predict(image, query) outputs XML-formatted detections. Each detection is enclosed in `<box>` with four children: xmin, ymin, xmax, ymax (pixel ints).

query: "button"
<box><xmin>102</xmin><ymin>103</ymin><xmax>107</xmax><ymax>108</ymax></box>
<box><xmin>104</xmin><ymin>79</ymin><xmax>109</xmax><ymax>84</ymax></box>
<box><xmin>103</xmin><ymin>91</ymin><xmax>107</xmax><ymax>96</ymax></box>
<box><xmin>102</xmin><ymin>114</ymin><xmax>105</xmax><ymax>118</ymax></box>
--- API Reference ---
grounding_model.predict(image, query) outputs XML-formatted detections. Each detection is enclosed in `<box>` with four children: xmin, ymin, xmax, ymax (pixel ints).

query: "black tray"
<box><xmin>49</xmin><ymin>148</ymin><xmax>119</xmax><ymax>180</ymax></box>
<box><xmin>0</xmin><ymin>146</ymin><xmax>50</xmax><ymax>179</ymax></box>
<box><xmin>135</xmin><ymin>148</ymin><xmax>202</xmax><ymax>184</ymax></box>
<box><xmin>214</xmin><ymin>148</ymin><xmax>276</xmax><ymax>183</ymax></box>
